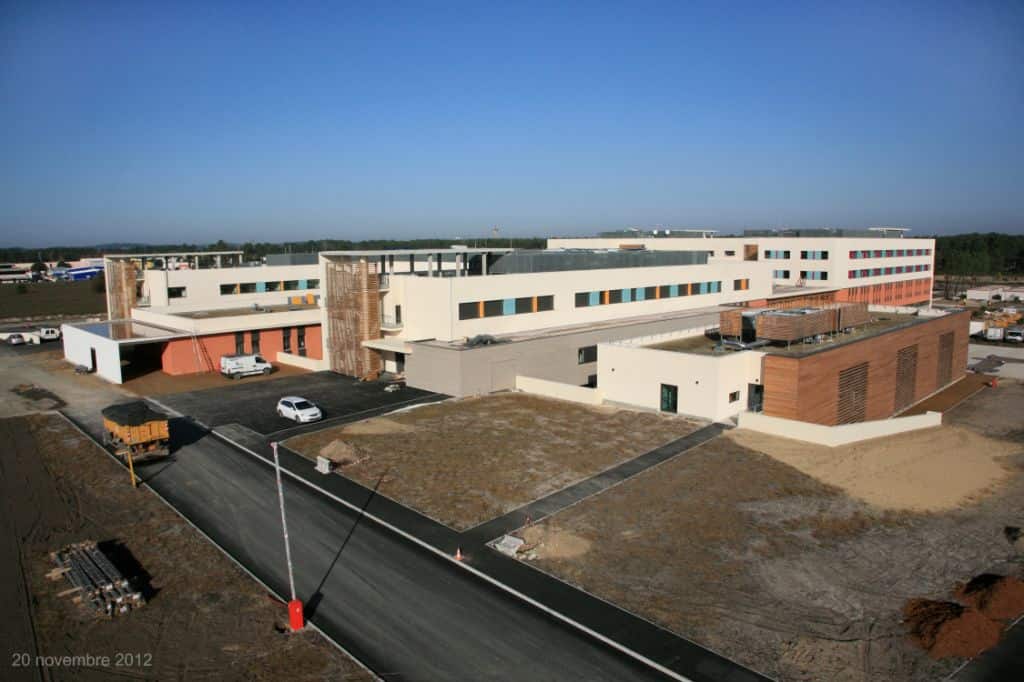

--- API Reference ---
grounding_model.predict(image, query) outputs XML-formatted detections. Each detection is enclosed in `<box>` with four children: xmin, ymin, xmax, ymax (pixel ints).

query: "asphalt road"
<box><xmin>159</xmin><ymin>372</ymin><xmax>441</xmax><ymax>436</ymax></box>
<box><xmin>128</xmin><ymin>419</ymin><xmax>667</xmax><ymax>681</ymax></box>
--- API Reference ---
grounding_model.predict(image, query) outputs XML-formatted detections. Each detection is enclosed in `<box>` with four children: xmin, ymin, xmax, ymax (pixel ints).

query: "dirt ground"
<box><xmin>0</xmin><ymin>280</ymin><xmax>107</xmax><ymax>318</ymax></box>
<box><xmin>120</xmin><ymin>362</ymin><xmax>309</xmax><ymax>396</ymax></box>
<box><xmin>0</xmin><ymin>413</ymin><xmax>371</xmax><ymax>682</ymax></box>
<box><xmin>727</xmin><ymin>424</ymin><xmax>1015</xmax><ymax>512</ymax></box>
<box><xmin>516</xmin><ymin>381</ymin><xmax>1024</xmax><ymax>681</ymax></box>
<box><xmin>286</xmin><ymin>392</ymin><xmax>702</xmax><ymax>530</ymax></box>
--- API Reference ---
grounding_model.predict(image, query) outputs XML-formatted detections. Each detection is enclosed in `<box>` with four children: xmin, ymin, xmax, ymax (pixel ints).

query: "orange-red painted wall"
<box><xmin>161</xmin><ymin>324</ymin><xmax>323</xmax><ymax>375</ymax></box>
<box><xmin>835</xmin><ymin>277</ymin><xmax>932</xmax><ymax>306</ymax></box>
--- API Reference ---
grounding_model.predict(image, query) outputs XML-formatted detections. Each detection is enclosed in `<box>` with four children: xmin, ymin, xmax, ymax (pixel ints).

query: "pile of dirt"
<box><xmin>902</xmin><ymin>599</ymin><xmax>1002</xmax><ymax>659</ymax></box>
<box><xmin>320</xmin><ymin>439</ymin><xmax>364</xmax><ymax>466</ymax></box>
<box><xmin>955</xmin><ymin>573</ymin><xmax>1024</xmax><ymax>620</ymax></box>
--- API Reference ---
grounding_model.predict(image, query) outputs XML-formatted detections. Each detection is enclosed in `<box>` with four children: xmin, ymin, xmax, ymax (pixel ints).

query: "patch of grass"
<box><xmin>0</xmin><ymin>280</ymin><xmax>106</xmax><ymax>318</ymax></box>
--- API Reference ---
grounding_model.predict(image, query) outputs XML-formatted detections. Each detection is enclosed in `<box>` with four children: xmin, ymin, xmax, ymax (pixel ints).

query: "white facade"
<box><xmin>381</xmin><ymin>258</ymin><xmax>772</xmax><ymax>343</ymax></box>
<box><xmin>547</xmin><ymin>235</ymin><xmax>935</xmax><ymax>292</ymax></box>
<box><xmin>141</xmin><ymin>264</ymin><xmax>321</xmax><ymax>309</ymax></box>
<box><xmin>598</xmin><ymin>334</ymin><xmax>764</xmax><ymax>422</ymax></box>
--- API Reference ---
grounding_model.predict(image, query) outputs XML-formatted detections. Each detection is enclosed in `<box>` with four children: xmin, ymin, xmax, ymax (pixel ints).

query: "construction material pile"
<box><xmin>50</xmin><ymin>541</ymin><xmax>145</xmax><ymax>618</ymax></box>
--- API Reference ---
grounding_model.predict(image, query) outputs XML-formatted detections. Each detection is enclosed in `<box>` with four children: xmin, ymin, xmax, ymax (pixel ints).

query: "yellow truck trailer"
<box><xmin>101</xmin><ymin>402</ymin><xmax>170</xmax><ymax>462</ymax></box>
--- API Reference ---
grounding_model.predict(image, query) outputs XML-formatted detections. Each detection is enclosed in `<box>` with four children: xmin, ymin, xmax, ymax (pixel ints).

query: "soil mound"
<box><xmin>320</xmin><ymin>439</ymin><xmax>363</xmax><ymax>466</ymax></box>
<box><xmin>955</xmin><ymin>573</ymin><xmax>1024</xmax><ymax>620</ymax></box>
<box><xmin>903</xmin><ymin>599</ymin><xmax>1002</xmax><ymax>659</ymax></box>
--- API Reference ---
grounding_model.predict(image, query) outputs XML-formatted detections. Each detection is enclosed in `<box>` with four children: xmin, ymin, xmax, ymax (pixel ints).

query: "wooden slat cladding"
<box><xmin>719</xmin><ymin>309</ymin><xmax>743</xmax><ymax>338</ymax></box>
<box><xmin>936</xmin><ymin>332</ymin><xmax>954</xmax><ymax>387</ymax></box>
<box><xmin>836</xmin><ymin>362</ymin><xmax>869</xmax><ymax>424</ymax></box>
<box><xmin>762</xmin><ymin>310</ymin><xmax>970</xmax><ymax>425</ymax></box>
<box><xmin>894</xmin><ymin>344</ymin><xmax>919</xmax><ymax>411</ymax></box>
<box><xmin>754</xmin><ymin>303</ymin><xmax>868</xmax><ymax>343</ymax></box>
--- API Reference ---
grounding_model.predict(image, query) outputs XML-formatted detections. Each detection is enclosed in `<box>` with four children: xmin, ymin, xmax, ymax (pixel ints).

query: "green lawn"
<box><xmin>0</xmin><ymin>280</ymin><xmax>107</xmax><ymax>319</ymax></box>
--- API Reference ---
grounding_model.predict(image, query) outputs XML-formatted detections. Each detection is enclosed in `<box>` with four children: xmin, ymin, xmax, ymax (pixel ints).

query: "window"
<box><xmin>578</xmin><ymin>345</ymin><xmax>598</xmax><ymax>364</ymax></box>
<box><xmin>773</xmin><ymin>270</ymin><xmax>790</xmax><ymax>279</ymax></box>
<box><xmin>168</xmin><ymin>286</ymin><xmax>186</xmax><ymax>298</ymax></box>
<box><xmin>282</xmin><ymin>327</ymin><xmax>291</xmax><ymax>353</ymax></box>
<box><xmin>729</xmin><ymin>390</ymin><xmax>740</xmax><ymax>403</ymax></box>
<box><xmin>608</xmin><ymin>289</ymin><xmax>623</xmax><ymax>304</ymax></box>
<box><xmin>297</xmin><ymin>327</ymin><xmax>307</xmax><ymax>357</ymax></box>
<box><xmin>800</xmin><ymin>271</ymin><xmax>828</xmax><ymax>281</ymax></box>
<box><xmin>220</xmin><ymin>284</ymin><xmax>237</xmax><ymax>295</ymax></box>
<box><xmin>658</xmin><ymin>285</ymin><xmax>672</xmax><ymax>299</ymax></box>
<box><xmin>515</xmin><ymin>297</ymin><xmax>533</xmax><ymax>314</ymax></box>
<box><xmin>724</xmin><ymin>250</ymin><xmax>736</xmax><ymax>256</ymax></box>
<box><xmin>643</xmin><ymin>286</ymin><xmax>656</xmax><ymax>300</ymax></box>
<box><xmin>306</xmin><ymin>279</ymin><xmax>320</xmax><ymax>289</ymax></box>
<box><xmin>459</xmin><ymin>302</ymin><xmax>478</xmax><ymax>320</ymax></box>
<box><xmin>239</xmin><ymin>282</ymin><xmax>257</xmax><ymax>294</ymax></box>
<box><xmin>733</xmin><ymin>278</ymin><xmax>749</xmax><ymax>291</ymax></box>
<box><xmin>395</xmin><ymin>305</ymin><xmax>401</xmax><ymax>323</ymax></box>
<box><xmin>283</xmin><ymin>280</ymin><xmax>300</xmax><ymax>290</ymax></box>
<box><xmin>483</xmin><ymin>299</ymin><xmax>504</xmax><ymax>317</ymax></box>
<box><xmin>763</xmin><ymin>249</ymin><xmax>791</xmax><ymax>259</ymax></box>
<box><xmin>536</xmin><ymin>295</ymin><xmax>554</xmax><ymax>312</ymax></box>
<box><xmin>800</xmin><ymin>250</ymin><xmax>828</xmax><ymax>260</ymax></box>
<box><xmin>575</xmin><ymin>292</ymin><xmax>591</xmax><ymax>308</ymax></box>
<box><xmin>251</xmin><ymin>330</ymin><xmax>260</xmax><ymax>353</ymax></box>
<box><xmin>264</xmin><ymin>281</ymin><xmax>281</xmax><ymax>292</ymax></box>
<box><xmin>235</xmin><ymin>332</ymin><xmax>245</xmax><ymax>355</ymax></box>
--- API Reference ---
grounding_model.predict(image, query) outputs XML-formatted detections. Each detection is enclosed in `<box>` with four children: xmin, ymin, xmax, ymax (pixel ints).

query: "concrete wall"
<box><xmin>61</xmin><ymin>324</ymin><xmax>123</xmax><ymax>383</ymax></box>
<box><xmin>737</xmin><ymin>410</ymin><xmax>943</xmax><ymax>446</ymax></box>
<box><xmin>276</xmin><ymin>351</ymin><xmax>328</xmax><ymax>371</ymax></box>
<box><xmin>514</xmin><ymin>376</ymin><xmax>604</xmax><ymax>405</ymax></box>
<box><xmin>404</xmin><ymin>309</ymin><xmax>723</xmax><ymax>396</ymax></box>
<box><xmin>141</xmin><ymin>264</ymin><xmax>321</xmax><ymax>309</ymax></box>
<box><xmin>598</xmin><ymin>340</ymin><xmax>764</xmax><ymax>421</ymax></box>
<box><xmin>394</xmin><ymin>261</ymin><xmax>772</xmax><ymax>343</ymax></box>
<box><xmin>132</xmin><ymin>306</ymin><xmax>321</xmax><ymax>335</ymax></box>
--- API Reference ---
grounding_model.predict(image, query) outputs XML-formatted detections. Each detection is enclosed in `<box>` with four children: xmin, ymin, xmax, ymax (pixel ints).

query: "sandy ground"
<box><xmin>516</xmin><ymin>382</ymin><xmax>1024</xmax><ymax>681</ymax></box>
<box><xmin>287</xmin><ymin>392</ymin><xmax>702</xmax><ymax>530</ymax></box>
<box><xmin>0</xmin><ymin>413</ymin><xmax>371</xmax><ymax>682</ymax></box>
<box><xmin>727</xmin><ymin>424</ymin><xmax>1015</xmax><ymax>512</ymax></box>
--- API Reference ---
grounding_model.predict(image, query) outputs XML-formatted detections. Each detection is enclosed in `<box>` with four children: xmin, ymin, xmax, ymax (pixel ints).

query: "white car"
<box><xmin>276</xmin><ymin>396</ymin><xmax>322</xmax><ymax>423</ymax></box>
<box><xmin>7</xmin><ymin>333</ymin><xmax>26</xmax><ymax>346</ymax></box>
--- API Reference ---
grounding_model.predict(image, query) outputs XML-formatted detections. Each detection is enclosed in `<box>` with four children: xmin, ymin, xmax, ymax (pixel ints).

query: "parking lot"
<box><xmin>157</xmin><ymin>371</ymin><xmax>442</xmax><ymax>436</ymax></box>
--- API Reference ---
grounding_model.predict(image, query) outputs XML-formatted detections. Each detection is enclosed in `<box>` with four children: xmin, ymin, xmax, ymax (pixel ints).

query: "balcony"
<box><xmin>380</xmin><ymin>314</ymin><xmax>403</xmax><ymax>331</ymax></box>
<box><xmin>379</xmin><ymin>273</ymin><xmax>390</xmax><ymax>290</ymax></box>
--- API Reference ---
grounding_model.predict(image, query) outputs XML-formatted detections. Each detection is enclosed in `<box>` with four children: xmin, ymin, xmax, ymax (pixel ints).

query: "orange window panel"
<box><xmin>477</xmin><ymin>301</ymin><xmax>484</xmax><ymax>318</ymax></box>
<box><xmin>532</xmin><ymin>296</ymin><xmax>538</xmax><ymax>312</ymax></box>
<box><xmin>603</xmin><ymin>290</ymin><xmax>610</xmax><ymax>304</ymax></box>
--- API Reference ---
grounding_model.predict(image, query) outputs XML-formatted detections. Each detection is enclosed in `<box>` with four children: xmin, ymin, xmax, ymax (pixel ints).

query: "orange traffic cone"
<box><xmin>454</xmin><ymin>547</ymin><xmax>464</xmax><ymax>561</ymax></box>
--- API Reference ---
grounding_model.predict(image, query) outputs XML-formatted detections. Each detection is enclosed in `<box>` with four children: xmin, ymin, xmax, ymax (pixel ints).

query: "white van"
<box><xmin>1006</xmin><ymin>326</ymin><xmax>1024</xmax><ymax>343</ymax></box>
<box><xmin>220</xmin><ymin>354</ymin><xmax>273</xmax><ymax>379</ymax></box>
<box><xmin>38</xmin><ymin>327</ymin><xmax>61</xmax><ymax>342</ymax></box>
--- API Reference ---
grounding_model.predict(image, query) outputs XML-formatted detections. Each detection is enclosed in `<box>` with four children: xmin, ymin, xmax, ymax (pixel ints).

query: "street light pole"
<box><xmin>271</xmin><ymin>441</ymin><xmax>304</xmax><ymax>631</ymax></box>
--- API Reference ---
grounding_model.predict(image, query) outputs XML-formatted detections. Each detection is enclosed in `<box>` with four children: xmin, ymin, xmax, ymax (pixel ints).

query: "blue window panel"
<box><xmin>502</xmin><ymin>298</ymin><xmax>515</xmax><ymax>315</ymax></box>
<box><xmin>669</xmin><ymin>285</ymin><xmax>678</xmax><ymax>297</ymax></box>
<box><xmin>588</xmin><ymin>291</ymin><xmax>600</xmax><ymax>306</ymax></box>
<box><xmin>622</xmin><ymin>288</ymin><xmax>631</xmax><ymax>303</ymax></box>
<box><xmin>698</xmin><ymin>282</ymin><xmax>708</xmax><ymax>295</ymax></box>
<box><xmin>256</xmin><ymin>282</ymin><xmax>266</xmax><ymax>292</ymax></box>
<box><xmin>297</xmin><ymin>279</ymin><xmax>307</xmax><ymax>289</ymax></box>
<box><xmin>635</xmin><ymin>288</ymin><xmax>645</xmax><ymax>301</ymax></box>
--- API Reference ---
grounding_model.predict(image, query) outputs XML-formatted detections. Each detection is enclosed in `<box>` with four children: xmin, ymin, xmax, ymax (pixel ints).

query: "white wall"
<box><xmin>515</xmin><ymin>376</ymin><xmax>604</xmax><ymax>405</ymax></box>
<box><xmin>395</xmin><ymin>261</ymin><xmax>772</xmax><ymax>343</ymax></box>
<box><xmin>131</xmin><ymin>306</ymin><xmax>321</xmax><ymax>335</ymax></box>
<box><xmin>61</xmin><ymin>324</ymin><xmax>124</xmax><ymax>383</ymax></box>
<box><xmin>547</xmin><ymin>236</ymin><xmax>935</xmax><ymax>291</ymax></box>
<box><xmin>276</xmin><ymin>351</ymin><xmax>328</xmax><ymax>371</ymax></box>
<box><xmin>141</xmin><ymin>264</ymin><xmax>321</xmax><ymax>309</ymax></box>
<box><xmin>736</xmin><ymin>411</ymin><xmax>943</xmax><ymax>447</ymax></box>
<box><xmin>598</xmin><ymin>339</ymin><xmax>764</xmax><ymax>421</ymax></box>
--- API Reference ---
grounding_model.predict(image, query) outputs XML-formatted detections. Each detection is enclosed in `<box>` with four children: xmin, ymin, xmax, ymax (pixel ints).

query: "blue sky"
<box><xmin>1</xmin><ymin>0</ymin><xmax>1021</xmax><ymax>246</ymax></box>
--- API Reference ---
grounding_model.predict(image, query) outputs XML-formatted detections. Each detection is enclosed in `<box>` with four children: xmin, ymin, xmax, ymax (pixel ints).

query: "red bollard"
<box><xmin>288</xmin><ymin>599</ymin><xmax>305</xmax><ymax>631</ymax></box>
<box><xmin>989</xmin><ymin>377</ymin><xmax>999</xmax><ymax>388</ymax></box>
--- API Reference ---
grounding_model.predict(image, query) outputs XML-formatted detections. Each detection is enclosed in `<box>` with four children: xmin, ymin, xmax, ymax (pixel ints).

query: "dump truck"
<box><xmin>101</xmin><ymin>402</ymin><xmax>171</xmax><ymax>462</ymax></box>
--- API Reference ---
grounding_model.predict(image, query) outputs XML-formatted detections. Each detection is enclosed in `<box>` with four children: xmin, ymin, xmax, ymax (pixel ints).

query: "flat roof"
<box><xmin>648</xmin><ymin>312</ymin><xmax>933</xmax><ymax>358</ymax></box>
<box><xmin>105</xmin><ymin>251</ymin><xmax>243</xmax><ymax>258</ymax></box>
<box><xmin>321</xmin><ymin>247</ymin><xmax>515</xmax><ymax>257</ymax></box>
<box><xmin>171</xmin><ymin>301</ymin><xmax>319</xmax><ymax>319</ymax></box>
<box><xmin>415</xmin><ymin>305</ymin><xmax>727</xmax><ymax>349</ymax></box>
<box><xmin>72</xmin><ymin>320</ymin><xmax>190</xmax><ymax>343</ymax></box>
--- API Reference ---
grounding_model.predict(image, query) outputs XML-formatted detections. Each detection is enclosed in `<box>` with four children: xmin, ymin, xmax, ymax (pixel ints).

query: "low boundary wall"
<box><xmin>737</xmin><ymin>410</ymin><xmax>943</xmax><ymax>447</ymax></box>
<box><xmin>276</xmin><ymin>351</ymin><xmax>328</xmax><ymax>371</ymax></box>
<box><xmin>515</xmin><ymin>376</ymin><xmax>604</xmax><ymax>406</ymax></box>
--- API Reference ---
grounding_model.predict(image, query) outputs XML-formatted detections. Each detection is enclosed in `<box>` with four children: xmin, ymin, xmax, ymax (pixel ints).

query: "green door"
<box><xmin>660</xmin><ymin>384</ymin><xmax>678</xmax><ymax>413</ymax></box>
